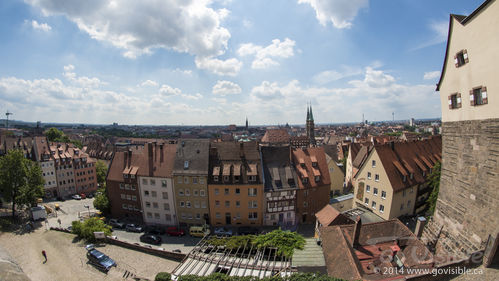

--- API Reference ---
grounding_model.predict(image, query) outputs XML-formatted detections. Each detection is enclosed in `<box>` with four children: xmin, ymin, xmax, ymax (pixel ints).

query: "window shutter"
<box><xmin>454</xmin><ymin>55</ymin><xmax>459</xmax><ymax>67</ymax></box>
<box><xmin>470</xmin><ymin>90</ymin><xmax>475</xmax><ymax>106</ymax></box>
<box><xmin>457</xmin><ymin>93</ymin><xmax>462</xmax><ymax>108</ymax></box>
<box><xmin>481</xmin><ymin>86</ymin><xmax>488</xmax><ymax>104</ymax></box>
<box><xmin>463</xmin><ymin>49</ymin><xmax>469</xmax><ymax>63</ymax></box>
<box><xmin>448</xmin><ymin>95</ymin><xmax>453</xmax><ymax>109</ymax></box>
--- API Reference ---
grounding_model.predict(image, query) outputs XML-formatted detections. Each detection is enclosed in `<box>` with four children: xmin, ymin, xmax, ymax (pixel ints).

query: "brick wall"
<box><xmin>423</xmin><ymin>118</ymin><xmax>499</xmax><ymax>261</ymax></box>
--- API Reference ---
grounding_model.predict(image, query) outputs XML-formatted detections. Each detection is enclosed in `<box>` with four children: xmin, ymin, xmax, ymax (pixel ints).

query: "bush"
<box><xmin>253</xmin><ymin>229</ymin><xmax>305</xmax><ymax>257</ymax></box>
<box><xmin>71</xmin><ymin>217</ymin><xmax>111</xmax><ymax>242</ymax></box>
<box><xmin>155</xmin><ymin>272</ymin><xmax>171</xmax><ymax>281</ymax></box>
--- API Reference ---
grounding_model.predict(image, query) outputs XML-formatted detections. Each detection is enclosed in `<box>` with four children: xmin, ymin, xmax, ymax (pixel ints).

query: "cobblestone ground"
<box><xmin>0</xmin><ymin>226</ymin><xmax>179</xmax><ymax>281</ymax></box>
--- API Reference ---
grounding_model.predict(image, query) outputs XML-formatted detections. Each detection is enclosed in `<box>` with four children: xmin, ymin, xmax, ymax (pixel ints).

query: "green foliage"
<box><xmin>253</xmin><ymin>229</ymin><xmax>305</xmax><ymax>257</ymax></box>
<box><xmin>95</xmin><ymin>160</ymin><xmax>108</xmax><ymax>185</ymax></box>
<box><xmin>176</xmin><ymin>273</ymin><xmax>346</xmax><ymax>281</ymax></box>
<box><xmin>71</xmin><ymin>217</ymin><xmax>112</xmax><ymax>242</ymax></box>
<box><xmin>426</xmin><ymin>161</ymin><xmax>441</xmax><ymax>217</ymax></box>
<box><xmin>0</xmin><ymin>150</ymin><xmax>44</xmax><ymax>218</ymax></box>
<box><xmin>155</xmin><ymin>272</ymin><xmax>172</xmax><ymax>281</ymax></box>
<box><xmin>93</xmin><ymin>186</ymin><xmax>110</xmax><ymax>215</ymax></box>
<box><xmin>385</xmin><ymin>132</ymin><xmax>402</xmax><ymax>136</ymax></box>
<box><xmin>45</xmin><ymin>127</ymin><xmax>64</xmax><ymax>142</ymax></box>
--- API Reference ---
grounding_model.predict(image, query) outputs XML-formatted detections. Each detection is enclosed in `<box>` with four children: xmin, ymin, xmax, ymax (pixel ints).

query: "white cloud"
<box><xmin>31</xmin><ymin>20</ymin><xmax>52</xmax><ymax>31</ymax></box>
<box><xmin>298</xmin><ymin>0</ymin><xmax>369</xmax><ymax>29</ymax></box>
<box><xmin>411</xmin><ymin>20</ymin><xmax>448</xmax><ymax>51</ymax></box>
<box><xmin>212</xmin><ymin>80</ymin><xmax>242</xmax><ymax>95</ymax></box>
<box><xmin>173</xmin><ymin>68</ymin><xmax>193</xmax><ymax>75</ymax></box>
<box><xmin>423</xmin><ymin>71</ymin><xmax>441</xmax><ymax>80</ymax></box>
<box><xmin>238</xmin><ymin>38</ymin><xmax>296</xmax><ymax>69</ymax></box>
<box><xmin>195</xmin><ymin>57</ymin><xmax>242</xmax><ymax>76</ymax></box>
<box><xmin>26</xmin><ymin>0</ymin><xmax>231</xmax><ymax>59</ymax></box>
<box><xmin>140</xmin><ymin>80</ymin><xmax>158</xmax><ymax>87</ymax></box>
<box><xmin>313</xmin><ymin>65</ymin><xmax>362</xmax><ymax>84</ymax></box>
<box><xmin>159</xmin><ymin>84</ymin><xmax>182</xmax><ymax>96</ymax></box>
<box><xmin>63</xmin><ymin>64</ymin><xmax>105</xmax><ymax>88</ymax></box>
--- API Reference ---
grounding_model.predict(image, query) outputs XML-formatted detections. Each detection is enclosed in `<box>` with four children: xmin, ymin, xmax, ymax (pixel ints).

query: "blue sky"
<box><xmin>0</xmin><ymin>0</ymin><xmax>483</xmax><ymax>125</ymax></box>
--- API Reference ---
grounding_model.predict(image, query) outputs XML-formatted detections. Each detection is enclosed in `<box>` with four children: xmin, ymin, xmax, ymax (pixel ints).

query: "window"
<box><xmin>213</xmin><ymin>175</ymin><xmax>218</xmax><ymax>182</ymax></box>
<box><xmin>179</xmin><ymin>189</ymin><xmax>184</xmax><ymax>196</ymax></box>
<box><xmin>375</xmin><ymin>174</ymin><xmax>379</xmax><ymax>181</ymax></box>
<box><xmin>126</xmin><ymin>194</ymin><xmax>131</xmax><ymax>200</ymax></box>
<box><xmin>200</xmin><ymin>190</ymin><xmax>206</xmax><ymax>197</ymax></box>
<box><xmin>235</xmin><ymin>188</ymin><xmax>240</xmax><ymax>194</ymax></box>
<box><xmin>407</xmin><ymin>200</ymin><xmax>411</xmax><ymax>208</ymax></box>
<box><xmin>132</xmin><ymin>195</ymin><xmax>137</xmax><ymax>201</ymax></box>
<box><xmin>314</xmin><ymin>175</ymin><xmax>320</xmax><ymax>182</ymax></box>
<box><xmin>147</xmin><ymin>212</ymin><xmax>152</xmax><ymax>218</ymax></box>
<box><xmin>381</xmin><ymin>191</ymin><xmax>386</xmax><ymax>199</ymax></box>
<box><xmin>224</xmin><ymin>188</ymin><xmax>229</xmax><ymax>195</ymax></box>
<box><xmin>400</xmin><ymin>203</ymin><xmax>404</xmax><ymax>210</ymax></box>
<box><xmin>124</xmin><ymin>184</ymin><xmax>130</xmax><ymax>190</ymax></box>
<box><xmin>122</xmin><ymin>204</ymin><xmax>128</xmax><ymax>210</ymax></box>
<box><xmin>365</xmin><ymin>198</ymin><xmax>369</xmax><ymax>205</ymax></box>
<box><xmin>302</xmin><ymin>177</ymin><xmax>308</xmax><ymax>184</ymax></box>
<box><xmin>448</xmin><ymin>93</ymin><xmax>462</xmax><ymax>109</ymax></box>
<box><xmin>142</xmin><ymin>178</ymin><xmax>147</xmax><ymax>185</ymax></box>
<box><xmin>470</xmin><ymin>86</ymin><xmax>488</xmax><ymax>106</ymax></box>
<box><xmin>403</xmin><ymin>190</ymin><xmax>406</xmax><ymax>197</ymax></box>
<box><xmin>236</xmin><ymin>201</ymin><xmax>240</xmax><ymax>208</ymax></box>
<box><xmin>144</xmin><ymin>190</ymin><xmax>150</xmax><ymax>196</ymax></box>
<box><xmin>151</xmin><ymin>191</ymin><xmax>157</xmax><ymax>197</ymax></box>
<box><xmin>119</xmin><ymin>183</ymin><xmax>124</xmax><ymax>189</ymax></box>
<box><xmin>216</xmin><ymin>212</ymin><xmax>221</xmax><ymax>219</ymax></box>
<box><xmin>184</xmin><ymin>177</ymin><xmax>189</xmax><ymax>184</ymax></box>
<box><xmin>193</xmin><ymin>189</ymin><xmax>199</xmax><ymax>196</ymax></box>
<box><xmin>215</xmin><ymin>188</ymin><xmax>219</xmax><ymax>195</ymax></box>
<box><xmin>248</xmin><ymin>175</ymin><xmax>256</xmax><ymax>182</ymax></box>
<box><xmin>372</xmin><ymin>160</ymin><xmax>376</xmax><ymax>167</ymax></box>
<box><xmin>367</xmin><ymin>172</ymin><xmax>371</xmax><ymax>179</ymax></box>
<box><xmin>201</xmin><ymin>201</ymin><xmax>207</xmax><ymax>208</ymax></box>
<box><xmin>145</xmin><ymin>202</ymin><xmax>151</xmax><ymax>208</ymax></box>
<box><xmin>248</xmin><ymin>188</ymin><xmax>257</xmax><ymax>197</ymax></box>
<box><xmin>149</xmin><ymin>179</ymin><xmax>155</xmax><ymax>185</ymax></box>
<box><xmin>162</xmin><ymin>192</ymin><xmax>168</xmax><ymax>199</ymax></box>
<box><xmin>199</xmin><ymin>178</ymin><xmax>205</xmax><ymax>184</ymax></box>
<box><xmin>180</xmin><ymin>201</ymin><xmax>185</xmax><ymax>207</ymax></box>
<box><xmin>196</xmin><ymin>213</ymin><xmax>201</xmax><ymax>219</ymax></box>
<box><xmin>223</xmin><ymin>175</ymin><xmax>229</xmax><ymax>182</ymax></box>
<box><xmin>186</xmin><ymin>201</ymin><xmax>191</xmax><ymax>208</ymax></box>
<box><xmin>373</xmin><ymin>188</ymin><xmax>378</xmax><ymax>196</ymax></box>
<box><xmin>380</xmin><ymin>205</ymin><xmax>385</xmax><ymax>213</ymax></box>
<box><xmin>153</xmin><ymin>202</ymin><xmax>158</xmax><ymax>208</ymax></box>
<box><xmin>177</xmin><ymin>176</ymin><xmax>182</xmax><ymax>184</ymax></box>
<box><xmin>165</xmin><ymin>214</ymin><xmax>172</xmax><ymax>221</ymax></box>
<box><xmin>194</xmin><ymin>201</ymin><xmax>200</xmax><ymax>208</ymax></box>
<box><xmin>185</xmin><ymin>189</ymin><xmax>190</xmax><ymax>196</ymax></box>
<box><xmin>303</xmin><ymin>201</ymin><xmax>308</xmax><ymax>207</ymax></box>
<box><xmin>366</xmin><ymin>185</ymin><xmax>370</xmax><ymax>193</ymax></box>
<box><xmin>225</xmin><ymin>201</ymin><xmax>230</xmax><ymax>207</ymax></box>
<box><xmin>161</xmin><ymin>180</ymin><xmax>167</xmax><ymax>187</ymax></box>
<box><xmin>192</xmin><ymin>177</ymin><xmax>198</xmax><ymax>184</ymax></box>
<box><xmin>248</xmin><ymin>212</ymin><xmax>258</xmax><ymax>220</ymax></box>
<box><xmin>248</xmin><ymin>201</ymin><xmax>257</xmax><ymax>209</ymax></box>
<box><xmin>454</xmin><ymin>49</ymin><xmax>468</xmax><ymax>67</ymax></box>
<box><xmin>154</xmin><ymin>213</ymin><xmax>160</xmax><ymax>219</ymax></box>
<box><xmin>372</xmin><ymin>201</ymin><xmax>376</xmax><ymax>209</ymax></box>
<box><xmin>120</xmin><ymin>194</ymin><xmax>126</xmax><ymax>199</ymax></box>
<box><xmin>181</xmin><ymin>213</ymin><xmax>186</xmax><ymax>219</ymax></box>
<box><xmin>164</xmin><ymin>203</ymin><xmax>170</xmax><ymax>210</ymax></box>
<box><xmin>215</xmin><ymin>200</ymin><xmax>220</xmax><ymax>207</ymax></box>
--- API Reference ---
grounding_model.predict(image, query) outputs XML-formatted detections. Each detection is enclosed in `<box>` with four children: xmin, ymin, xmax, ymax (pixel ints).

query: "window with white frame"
<box><xmin>380</xmin><ymin>205</ymin><xmax>385</xmax><ymax>213</ymax></box>
<box><xmin>180</xmin><ymin>201</ymin><xmax>185</xmax><ymax>207</ymax></box>
<box><xmin>365</xmin><ymin>198</ymin><xmax>369</xmax><ymax>205</ymax></box>
<box><xmin>194</xmin><ymin>201</ymin><xmax>200</xmax><ymax>208</ymax></box>
<box><xmin>186</xmin><ymin>201</ymin><xmax>191</xmax><ymax>208</ymax></box>
<box><xmin>249</xmin><ymin>201</ymin><xmax>258</xmax><ymax>208</ymax></box>
<box><xmin>201</xmin><ymin>201</ymin><xmax>207</xmax><ymax>208</ymax></box>
<box><xmin>142</xmin><ymin>178</ymin><xmax>147</xmax><ymax>185</ymax></box>
<box><xmin>179</xmin><ymin>189</ymin><xmax>184</xmax><ymax>196</ymax></box>
<box><xmin>121</xmin><ymin>194</ymin><xmax>126</xmax><ymax>199</ymax></box>
<box><xmin>151</xmin><ymin>191</ymin><xmax>157</xmax><ymax>197</ymax></box>
<box><xmin>366</xmin><ymin>185</ymin><xmax>370</xmax><ymax>193</ymax></box>
<box><xmin>373</xmin><ymin>188</ymin><xmax>378</xmax><ymax>196</ymax></box>
<box><xmin>193</xmin><ymin>189</ymin><xmax>199</xmax><ymax>196</ymax></box>
<box><xmin>215</xmin><ymin>188</ymin><xmax>219</xmax><ymax>195</ymax></box>
<box><xmin>150</xmin><ymin>179</ymin><xmax>156</xmax><ymax>185</ymax></box>
<box><xmin>367</xmin><ymin>172</ymin><xmax>371</xmax><ymax>179</ymax></box>
<box><xmin>164</xmin><ymin>203</ymin><xmax>170</xmax><ymax>210</ymax></box>
<box><xmin>216</xmin><ymin>212</ymin><xmax>221</xmax><ymax>219</ymax></box>
<box><xmin>153</xmin><ymin>202</ymin><xmax>158</xmax><ymax>208</ymax></box>
<box><xmin>200</xmin><ymin>190</ymin><xmax>206</xmax><ymax>196</ymax></box>
<box><xmin>372</xmin><ymin>160</ymin><xmax>376</xmax><ymax>167</ymax></box>
<box><xmin>184</xmin><ymin>177</ymin><xmax>189</xmax><ymax>184</ymax></box>
<box><xmin>161</xmin><ymin>180</ymin><xmax>167</xmax><ymax>187</ymax></box>
<box><xmin>177</xmin><ymin>176</ymin><xmax>182</xmax><ymax>184</ymax></box>
<box><xmin>192</xmin><ymin>177</ymin><xmax>198</xmax><ymax>184</ymax></box>
<box><xmin>249</xmin><ymin>212</ymin><xmax>258</xmax><ymax>220</ymax></box>
<box><xmin>225</xmin><ymin>201</ymin><xmax>230</xmax><ymax>207</ymax></box>
<box><xmin>122</xmin><ymin>204</ymin><xmax>128</xmax><ymax>209</ymax></box>
<box><xmin>375</xmin><ymin>174</ymin><xmax>379</xmax><ymax>182</ymax></box>
<box><xmin>372</xmin><ymin>201</ymin><xmax>376</xmax><ymax>209</ymax></box>
<box><xmin>162</xmin><ymin>192</ymin><xmax>168</xmax><ymax>199</ymax></box>
<box><xmin>200</xmin><ymin>177</ymin><xmax>205</xmax><ymax>184</ymax></box>
<box><xmin>248</xmin><ymin>188</ymin><xmax>257</xmax><ymax>197</ymax></box>
<box><xmin>185</xmin><ymin>189</ymin><xmax>190</xmax><ymax>196</ymax></box>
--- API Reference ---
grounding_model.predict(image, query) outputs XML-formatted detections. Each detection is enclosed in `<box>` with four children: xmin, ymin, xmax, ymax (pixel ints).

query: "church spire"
<box><xmin>306</xmin><ymin>104</ymin><xmax>310</xmax><ymax>121</ymax></box>
<box><xmin>309</xmin><ymin>104</ymin><xmax>314</xmax><ymax>122</ymax></box>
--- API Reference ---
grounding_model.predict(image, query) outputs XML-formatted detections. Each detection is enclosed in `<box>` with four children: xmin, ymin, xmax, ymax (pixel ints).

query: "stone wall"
<box><xmin>422</xmin><ymin>118</ymin><xmax>499</xmax><ymax>261</ymax></box>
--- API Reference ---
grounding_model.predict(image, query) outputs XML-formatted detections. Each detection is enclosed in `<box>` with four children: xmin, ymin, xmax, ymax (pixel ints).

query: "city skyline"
<box><xmin>0</xmin><ymin>0</ymin><xmax>483</xmax><ymax>125</ymax></box>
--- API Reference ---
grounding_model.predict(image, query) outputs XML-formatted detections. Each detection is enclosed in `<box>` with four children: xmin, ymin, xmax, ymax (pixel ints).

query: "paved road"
<box><xmin>44</xmin><ymin>198</ymin><xmax>200</xmax><ymax>253</ymax></box>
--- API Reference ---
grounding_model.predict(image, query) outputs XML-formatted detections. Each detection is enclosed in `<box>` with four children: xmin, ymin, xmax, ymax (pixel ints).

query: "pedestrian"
<box><xmin>42</xmin><ymin>250</ymin><xmax>47</xmax><ymax>263</ymax></box>
<box><xmin>57</xmin><ymin>218</ymin><xmax>61</xmax><ymax>227</ymax></box>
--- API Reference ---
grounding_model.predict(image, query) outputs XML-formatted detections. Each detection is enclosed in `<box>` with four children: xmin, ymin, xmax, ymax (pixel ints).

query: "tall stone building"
<box><xmin>424</xmin><ymin>0</ymin><xmax>499</xmax><ymax>266</ymax></box>
<box><xmin>306</xmin><ymin>105</ymin><xmax>316</xmax><ymax>146</ymax></box>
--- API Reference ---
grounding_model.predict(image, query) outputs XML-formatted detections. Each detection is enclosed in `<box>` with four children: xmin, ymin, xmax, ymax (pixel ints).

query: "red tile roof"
<box><xmin>291</xmin><ymin>146</ymin><xmax>330</xmax><ymax>189</ymax></box>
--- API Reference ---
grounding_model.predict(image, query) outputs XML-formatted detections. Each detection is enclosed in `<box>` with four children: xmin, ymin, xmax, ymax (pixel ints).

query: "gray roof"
<box><xmin>173</xmin><ymin>139</ymin><xmax>210</xmax><ymax>175</ymax></box>
<box><xmin>261</xmin><ymin>146</ymin><xmax>298</xmax><ymax>192</ymax></box>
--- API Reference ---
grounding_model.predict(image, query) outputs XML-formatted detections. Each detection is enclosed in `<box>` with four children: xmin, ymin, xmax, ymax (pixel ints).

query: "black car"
<box><xmin>145</xmin><ymin>225</ymin><xmax>164</xmax><ymax>235</ymax></box>
<box><xmin>86</xmin><ymin>248</ymin><xmax>117</xmax><ymax>272</ymax></box>
<box><xmin>140</xmin><ymin>234</ymin><xmax>162</xmax><ymax>245</ymax></box>
<box><xmin>238</xmin><ymin>226</ymin><xmax>259</xmax><ymax>235</ymax></box>
<box><xmin>125</xmin><ymin>224</ymin><xmax>143</xmax><ymax>232</ymax></box>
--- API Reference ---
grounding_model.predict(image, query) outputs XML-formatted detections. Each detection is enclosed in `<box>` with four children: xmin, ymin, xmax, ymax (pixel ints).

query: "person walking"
<box><xmin>42</xmin><ymin>250</ymin><xmax>47</xmax><ymax>263</ymax></box>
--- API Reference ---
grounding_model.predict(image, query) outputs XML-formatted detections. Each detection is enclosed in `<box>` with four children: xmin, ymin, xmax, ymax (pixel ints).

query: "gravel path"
<box><xmin>0</xmin><ymin>227</ymin><xmax>179</xmax><ymax>281</ymax></box>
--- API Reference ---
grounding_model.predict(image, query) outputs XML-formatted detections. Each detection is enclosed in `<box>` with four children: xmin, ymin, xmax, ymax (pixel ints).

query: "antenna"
<box><xmin>5</xmin><ymin>111</ymin><xmax>13</xmax><ymax>129</ymax></box>
<box><xmin>392</xmin><ymin>112</ymin><xmax>394</xmax><ymax>122</ymax></box>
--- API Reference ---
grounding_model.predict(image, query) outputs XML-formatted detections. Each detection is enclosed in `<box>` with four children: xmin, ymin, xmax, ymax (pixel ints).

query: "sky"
<box><xmin>0</xmin><ymin>0</ymin><xmax>484</xmax><ymax>126</ymax></box>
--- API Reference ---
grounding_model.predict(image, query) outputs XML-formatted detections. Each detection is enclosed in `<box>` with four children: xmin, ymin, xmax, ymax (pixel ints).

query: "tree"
<box><xmin>45</xmin><ymin>127</ymin><xmax>64</xmax><ymax>142</ymax></box>
<box><xmin>0</xmin><ymin>150</ymin><xmax>44</xmax><ymax>218</ymax></box>
<box><xmin>95</xmin><ymin>160</ymin><xmax>108</xmax><ymax>185</ymax></box>
<box><xmin>426</xmin><ymin>161</ymin><xmax>441</xmax><ymax>217</ymax></box>
<box><xmin>71</xmin><ymin>217</ymin><xmax>112</xmax><ymax>242</ymax></box>
<box><xmin>155</xmin><ymin>272</ymin><xmax>172</xmax><ymax>281</ymax></box>
<box><xmin>93</xmin><ymin>185</ymin><xmax>110</xmax><ymax>214</ymax></box>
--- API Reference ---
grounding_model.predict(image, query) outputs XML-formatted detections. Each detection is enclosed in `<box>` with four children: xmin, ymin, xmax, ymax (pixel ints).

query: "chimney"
<box><xmin>353</xmin><ymin>216</ymin><xmax>362</xmax><ymax>246</ymax></box>
<box><xmin>414</xmin><ymin>216</ymin><xmax>426</xmax><ymax>239</ymax></box>
<box><xmin>239</xmin><ymin>142</ymin><xmax>244</xmax><ymax>158</ymax></box>
<box><xmin>148</xmin><ymin>142</ymin><xmax>153</xmax><ymax>176</ymax></box>
<box><xmin>124</xmin><ymin>150</ymin><xmax>128</xmax><ymax>168</ymax></box>
<box><xmin>127</xmin><ymin>149</ymin><xmax>132</xmax><ymax>167</ymax></box>
<box><xmin>160</xmin><ymin>144</ymin><xmax>164</xmax><ymax>163</ymax></box>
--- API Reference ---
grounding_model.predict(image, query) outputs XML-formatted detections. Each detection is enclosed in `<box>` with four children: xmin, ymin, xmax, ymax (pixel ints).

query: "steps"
<box><xmin>292</xmin><ymin>238</ymin><xmax>325</xmax><ymax>267</ymax></box>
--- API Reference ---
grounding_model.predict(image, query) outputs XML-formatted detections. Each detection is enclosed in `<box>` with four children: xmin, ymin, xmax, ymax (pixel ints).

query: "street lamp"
<box><xmin>84</xmin><ymin>205</ymin><xmax>90</xmax><ymax>217</ymax></box>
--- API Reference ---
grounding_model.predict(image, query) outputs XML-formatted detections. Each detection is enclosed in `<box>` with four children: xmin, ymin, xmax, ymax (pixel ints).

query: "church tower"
<box><xmin>306</xmin><ymin>103</ymin><xmax>316</xmax><ymax>146</ymax></box>
<box><xmin>245</xmin><ymin>117</ymin><xmax>248</xmax><ymax>131</ymax></box>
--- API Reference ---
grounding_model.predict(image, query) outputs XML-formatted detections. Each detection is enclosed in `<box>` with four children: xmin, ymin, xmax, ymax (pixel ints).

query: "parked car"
<box><xmin>80</xmin><ymin>193</ymin><xmax>86</xmax><ymax>199</ymax></box>
<box><xmin>72</xmin><ymin>194</ymin><xmax>82</xmax><ymax>200</ymax></box>
<box><xmin>87</xmin><ymin>193</ymin><xmax>94</xmax><ymax>198</ymax></box>
<box><xmin>85</xmin><ymin>245</ymin><xmax>116</xmax><ymax>272</ymax></box>
<box><xmin>214</xmin><ymin>227</ymin><xmax>233</xmax><ymax>236</ymax></box>
<box><xmin>140</xmin><ymin>234</ymin><xmax>162</xmax><ymax>245</ymax></box>
<box><xmin>172</xmin><ymin>249</ymin><xmax>182</xmax><ymax>253</ymax></box>
<box><xmin>237</xmin><ymin>226</ymin><xmax>259</xmax><ymax>235</ymax></box>
<box><xmin>166</xmin><ymin>227</ymin><xmax>185</xmax><ymax>236</ymax></box>
<box><xmin>189</xmin><ymin>225</ymin><xmax>210</xmax><ymax>237</ymax></box>
<box><xmin>108</xmin><ymin>219</ymin><xmax>125</xmax><ymax>229</ymax></box>
<box><xmin>145</xmin><ymin>225</ymin><xmax>165</xmax><ymax>235</ymax></box>
<box><xmin>125</xmin><ymin>224</ymin><xmax>143</xmax><ymax>233</ymax></box>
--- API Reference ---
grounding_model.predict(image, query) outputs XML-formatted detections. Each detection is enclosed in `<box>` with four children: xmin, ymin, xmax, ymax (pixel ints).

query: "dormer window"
<box><xmin>410</xmin><ymin>173</ymin><xmax>414</xmax><ymax>180</ymax></box>
<box><xmin>123</xmin><ymin>174</ymin><xmax>128</xmax><ymax>179</ymax></box>
<box><xmin>223</xmin><ymin>176</ymin><xmax>230</xmax><ymax>182</ymax></box>
<box><xmin>302</xmin><ymin>177</ymin><xmax>308</xmax><ymax>184</ymax></box>
<box><xmin>312</xmin><ymin>161</ymin><xmax>318</xmax><ymax>168</ymax></box>
<box><xmin>248</xmin><ymin>175</ymin><xmax>256</xmax><ymax>182</ymax></box>
<box><xmin>300</xmin><ymin>163</ymin><xmax>305</xmax><ymax>168</ymax></box>
<box><xmin>403</xmin><ymin>175</ymin><xmax>407</xmax><ymax>182</ymax></box>
<box><xmin>454</xmin><ymin>49</ymin><xmax>468</xmax><ymax>67</ymax></box>
<box><xmin>314</xmin><ymin>175</ymin><xmax>320</xmax><ymax>182</ymax></box>
<box><xmin>213</xmin><ymin>175</ymin><xmax>219</xmax><ymax>182</ymax></box>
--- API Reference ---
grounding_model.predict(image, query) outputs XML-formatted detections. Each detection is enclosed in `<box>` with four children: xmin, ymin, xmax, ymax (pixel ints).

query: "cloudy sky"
<box><xmin>0</xmin><ymin>0</ymin><xmax>483</xmax><ymax>125</ymax></box>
